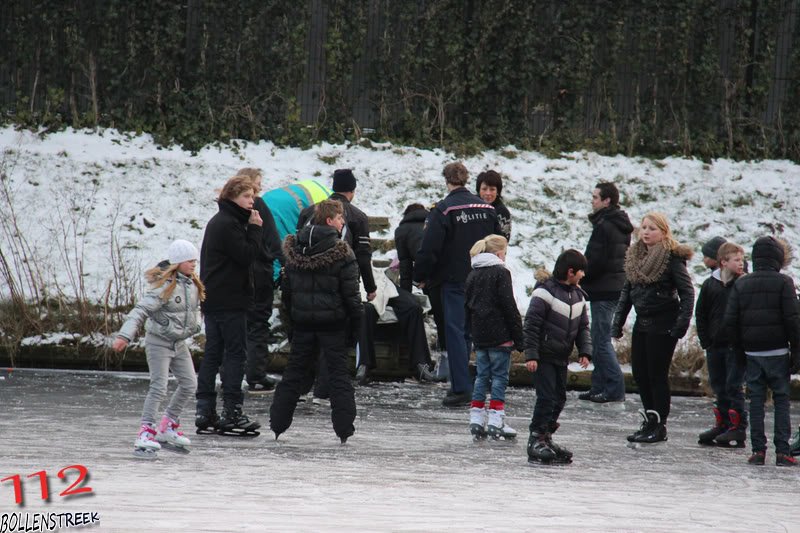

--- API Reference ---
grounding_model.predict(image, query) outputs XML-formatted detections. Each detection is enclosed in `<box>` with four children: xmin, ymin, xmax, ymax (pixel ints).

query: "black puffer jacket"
<box><xmin>200</xmin><ymin>199</ymin><xmax>262</xmax><ymax>312</ymax></box>
<box><xmin>413</xmin><ymin>187</ymin><xmax>501</xmax><ymax>286</ymax></box>
<box><xmin>282</xmin><ymin>225</ymin><xmax>363</xmax><ymax>340</ymax></box>
<box><xmin>524</xmin><ymin>270</ymin><xmax>592</xmax><ymax>365</ymax></box>
<box><xmin>611</xmin><ymin>243</ymin><xmax>695</xmax><ymax>337</ymax></box>
<box><xmin>297</xmin><ymin>192</ymin><xmax>376</xmax><ymax>294</ymax></box>
<box><xmin>581</xmin><ymin>206</ymin><xmax>634</xmax><ymax>301</ymax></box>
<box><xmin>464</xmin><ymin>254</ymin><xmax>524</xmax><ymax>349</ymax></box>
<box><xmin>724</xmin><ymin>237</ymin><xmax>800</xmax><ymax>358</ymax></box>
<box><xmin>394</xmin><ymin>208</ymin><xmax>427</xmax><ymax>291</ymax></box>
<box><xmin>695</xmin><ymin>270</ymin><xmax>740</xmax><ymax>349</ymax></box>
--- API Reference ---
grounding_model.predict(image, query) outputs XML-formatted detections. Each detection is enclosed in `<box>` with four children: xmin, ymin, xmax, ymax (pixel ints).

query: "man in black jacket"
<box><xmin>236</xmin><ymin>168</ymin><xmax>284</xmax><ymax>392</ymax></box>
<box><xmin>270</xmin><ymin>200</ymin><xmax>363</xmax><ymax>443</ymax></box>
<box><xmin>196</xmin><ymin>175</ymin><xmax>263</xmax><ymax>435</ymax></box>
<box><xmin>580</xmin><ymin>182</ymin><xmax>633</xmax><ymax>403</ymax></box>
<box><xmin>414</xmin><ymin>162</ymin><xmax>502</xmax><ymax>406</ymax></box>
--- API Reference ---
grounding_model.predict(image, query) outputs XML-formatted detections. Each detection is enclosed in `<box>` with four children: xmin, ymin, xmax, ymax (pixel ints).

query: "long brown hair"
<box><xmin>145</xmin><ymin>263</ymin><xmax>206</xmax><ymax>302</ymax></box>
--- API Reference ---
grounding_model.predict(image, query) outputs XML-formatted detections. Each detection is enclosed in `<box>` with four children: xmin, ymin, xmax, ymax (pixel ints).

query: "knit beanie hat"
<box><xmin>752</xmin><ymin>236</ymin><xmax>784</xmax><ymax>271</ymax></box>
<box><xmin>168</xmin><ymin>239</ymin><xmax>199</xmax><ymax>265</ymax></box>
<box><xmin>332</xmin><ymin>169</ymin><xmax>357</xmax><ymax>192</ymax></box>
<box><xmin>701</xmin><ymin>236</ymin><xmax>727</xmax><ymax>260</ymax></box>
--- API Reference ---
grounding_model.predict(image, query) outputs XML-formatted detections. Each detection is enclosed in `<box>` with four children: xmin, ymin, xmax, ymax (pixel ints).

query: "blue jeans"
<box><xmin>706</xmin><ymin>346</ymin><xmax>746</xmax><ymax>416</ymax></box>
<box><xmin>442</xmin><ymin>281</ymin><xmax>471</xmax><ymax>395</ymax></box>
<box><xmin>746</xmin><ymin>355</ymin><xmax>791</xmax><ymax>454</ymax></box>
<box><xmin>589</xmin><ymin>300</ymin><xmax>626</xmax><ymax>399</ymax></box>
<box><xmin>471</xmin><ymin>347</ymin><xmax>511</xmax><ymax>403</ymax></box>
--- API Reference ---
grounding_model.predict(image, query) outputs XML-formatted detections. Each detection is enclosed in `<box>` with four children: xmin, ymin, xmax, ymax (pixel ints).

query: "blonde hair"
<box><xmin>717</xmin><ymin>242</ymin><xmax>745</xmax><ymax>263</ymax></box>
<box><xmin>640</xmin><ymin>212</ymin><xmax>680</xmax><ymax>252</ymax></box>
<box><xmin>145</xmin><ymin>263</ymin><xmax>206</xmax><ymax>302</ymax></box>
<box><xmin>470</xmin><ymin>234</ymin><xmax>508</xmax><ymax>257</ymax></box>
<box><xmin>236</xmin><ymin>167</ymin><xmax>263</xmax><ymax>181</ymax></box>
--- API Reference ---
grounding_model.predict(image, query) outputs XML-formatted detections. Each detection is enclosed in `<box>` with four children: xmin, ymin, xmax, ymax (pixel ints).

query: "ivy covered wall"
<box><xmin>1</xmin><ymin>0</ymin><xmax>798</xmax><ymax>160</ymax></box>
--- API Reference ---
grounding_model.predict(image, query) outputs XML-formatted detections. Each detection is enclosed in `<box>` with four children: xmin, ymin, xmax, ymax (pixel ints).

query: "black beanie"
<box><xmin>332</xmin><ymin>169</ymin><xmax>357</xmax><ymax>192</ymax></box>
<box><xmin>752</xmin><ymin>236</ymin><xmax>784</xmax><ymax>271</ymax></box>
<box><xmin>701</xmin><ymin>236</ymin><xmax>727</xmax><ymax>260</ymax></box>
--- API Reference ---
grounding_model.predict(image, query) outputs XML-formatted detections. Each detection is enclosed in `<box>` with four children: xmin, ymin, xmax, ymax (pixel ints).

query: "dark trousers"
<box><xmin>529</xmin><ymin>361</ymin><xmax>567</xmax><ymax>434</ymax></box>
<box><xmin>246</xmin><ymin>281</ymin><xmax>274</xmax><ymax>383</ymax></box>
<box><xmin>426</xmin><ymin>285</ymin><xmax>447</xmax><ymax>351</ymax></box>
<box><xmin>357</xmin><ymin>288</ymin><xmax>433</xmax><ymax>370</ymax></box>
<box><xmin>442</xmin><ymin>281</ymin><xmax>471</xmax><ymax>394</ymax></box>
<box><xmin>270</xmin><ymin>329</ymin><xmax>356</xmax><ymax>440</ymax></box>
<box><xmin>196</xmin><ymin>310</ymin><xmax>247</xmax><ymax>411</ymax></box>
<box><xmin>706</xmin><ymin>346</ymin><xmax>747</xmax><ymax>418</ymax></box>
<box><xmin>631</xmin><ymin>328</ymin><xmax>678</xmax><ymax>422</ymax></box>
<box><xmin>746</xmin><ymin>354</ymin><xmax>791</xmax><ymax>454</ymax></box>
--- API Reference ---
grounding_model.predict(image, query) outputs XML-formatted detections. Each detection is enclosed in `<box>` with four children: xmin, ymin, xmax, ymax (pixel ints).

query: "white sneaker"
<box><xmin>487</xmin><ymin>409</ymin><xmax>517</xmax><ymax>439</ymax></box>
<box><xmin>156</xmin><ymin>416</ymin><xmax>191</xmax><ymax>447</ymax></box>
<box><xmin>135</xmin><ymin>424</ymin><xmax>162</xmax><ymax>451</ymax></box>
<box><xmin>469</xmin><ymin>407</ymin><xmax>487</xmax><ymax>438</ymax></box>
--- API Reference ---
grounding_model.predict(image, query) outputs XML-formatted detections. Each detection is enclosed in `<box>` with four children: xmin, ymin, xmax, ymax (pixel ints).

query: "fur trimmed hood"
<box><xmin>284</xmin><ymin>226</ymin><xmax>354</xmax><ymax>271</ymax></box>
<box><xmin>752</xmin><ymin>236</ymin><xmax>792</xmax><ymax>271</ymax></box>
<box><xmin>534</xmin><ymin>268</ymin><xmax>552</xmax><ymax>283</ymax></box>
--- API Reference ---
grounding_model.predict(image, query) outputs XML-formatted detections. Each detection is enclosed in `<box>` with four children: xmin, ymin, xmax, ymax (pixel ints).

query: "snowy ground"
<box><xmin>1</xmin><ymin>368</ymin><xmax>797</xmax><ymax>532</ymax></box>
<box><xmin>3</xmin><ymin>126</ymin><xmax>800</xmax><ymax>322</ymax></box>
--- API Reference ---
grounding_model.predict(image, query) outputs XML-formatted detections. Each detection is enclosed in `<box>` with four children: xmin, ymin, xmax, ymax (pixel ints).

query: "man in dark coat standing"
<box><xmin>580</xmin><ymin>182</ymin><xmax>633</xmax><ymax>403</ymax></box>
<box><xmin>414</xmin><ymin>162</ymin><xmax>502</xmax><ymax>407</ymax></box>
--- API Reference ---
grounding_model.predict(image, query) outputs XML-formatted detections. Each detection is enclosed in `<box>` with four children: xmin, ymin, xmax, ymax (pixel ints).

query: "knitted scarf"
<box><xmin>624</xmin><ymin>240</ymin><xmax>671</xmax><ymax>285</ymax></box>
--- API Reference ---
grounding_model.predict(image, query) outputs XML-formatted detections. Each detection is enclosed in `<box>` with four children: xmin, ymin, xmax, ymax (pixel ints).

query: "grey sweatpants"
<box><xmin>141</xmin><ymin>335</ymin><xmax>198</xmax><ymax>426</ymax></box>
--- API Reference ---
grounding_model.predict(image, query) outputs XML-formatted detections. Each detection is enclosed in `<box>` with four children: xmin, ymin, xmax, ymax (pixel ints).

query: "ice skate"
<box><xmin>634</xmin><ymin>410</ymin><xmax>667</xmax><ymax>443</ymax></box>
<box><xmin>487</xmin><ymin>409</ymin><xmax>517</xmax><ymax>440</ymax></box>
<box><xmin>627</xmin><ymin>409</ymin><xmax>655</xmax><ymax>443</ymax></box>
<box><xmin>790</xmin><ymin>426</ymin><xmax>800</xmax><ymax>456</ymax></box>
<box><xmin>156</xmin><ymin>416</ymin><xmax>191</xmax><ymax>454</ymax></box>
<box><xmin>195</xmin><ymin>407</ymin><xmax>220</xmax><ymax>435</ymax></box>
<box><xmin>527</xmin><ymin>432</ymin><xmax>556</xmax><ymax>464</ymax></box>
<box><xmin>469</xmin><ymin>407</ymin><xmax>487</xmax><ymax>441</ymax></box>
<box><xmin>133</xmin><ymin>423</ymin><xmax>160</xmax><ymax>459</ymax></box>
<box><xmin>217</xmin><ymin>404</ymin><xmax>261</xmax><ymax>437</ymax></box>
<box><xmin>776</xmin><ymin>453</ymin><xmax>797</xmax><ymax>467</ymax></box>
<box><xmin>546</xmin><ymin>422</ymin><xmax>573</xmax><ymax>464</ymax></box>
<box><xmin>698</xmin><ymin>407</ymin><xmax>727</xmax><ymax>446</ymax></box>
<box><xmin>713</xmin><ymin>409</ymin><xmax>746</xmax><ymax>448</ymax></box>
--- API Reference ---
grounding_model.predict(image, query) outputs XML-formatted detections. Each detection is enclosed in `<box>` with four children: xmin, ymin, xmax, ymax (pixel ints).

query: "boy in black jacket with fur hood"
<box><xmin>269</xmin><ymin>200</ymin><xmax>363</xmax><ymax>443</ymax></box>
<box><xmin>524</xmin><ymin>250</ymin><xmax>591</xmax><ymax>464</ymax></box>
<box><xmin>725</xmin><ymin>236</ymin><xmax>800</xmax><ymax>466</ymax></box>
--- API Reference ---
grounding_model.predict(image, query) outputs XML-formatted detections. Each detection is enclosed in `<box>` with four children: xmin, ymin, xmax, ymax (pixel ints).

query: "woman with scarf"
<box><xmin>611</xmin><ymin>212</ymin><xmax>695</xmax><ymax>444</ymax></box>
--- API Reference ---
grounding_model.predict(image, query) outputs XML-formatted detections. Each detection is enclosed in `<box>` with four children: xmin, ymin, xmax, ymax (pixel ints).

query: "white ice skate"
<box><xmin>469</xmin><ymin>407</ymin><xmax>488</xmax><ymax>440</ymax></box>
<box><xmin>487</xmin><ymin>409</ymin><xmax>517</xmax><ymax>440</ymax></box>
<box><xmin>134</xmin><ymin>424</ymin><xmax>161</xmax><ymax>459</ymax></box>
<box><xmin>156</xmin><ymin>416</ymin><xmax>191</xmax><ymax>454</ymax></box>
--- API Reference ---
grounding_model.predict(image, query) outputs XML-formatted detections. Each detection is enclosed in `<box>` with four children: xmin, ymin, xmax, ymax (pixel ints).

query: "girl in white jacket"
<box><xmin>113</xmin><ymin>240</ymin><xmax>205</xmax><ymax>458</ymax></box>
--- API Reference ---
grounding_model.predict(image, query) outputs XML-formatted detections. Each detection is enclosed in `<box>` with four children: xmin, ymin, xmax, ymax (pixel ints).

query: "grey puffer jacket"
<box><xmin>118</xmin><ymin>262</ymin><xmax>202</xmax><ymax>346</ymax></box>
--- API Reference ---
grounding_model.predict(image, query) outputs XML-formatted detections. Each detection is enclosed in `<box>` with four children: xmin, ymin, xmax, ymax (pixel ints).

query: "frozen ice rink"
<box><xmin>1</xmin><ymin>369</ymin><xmax>797</xmax><ymax>532</ymax></box>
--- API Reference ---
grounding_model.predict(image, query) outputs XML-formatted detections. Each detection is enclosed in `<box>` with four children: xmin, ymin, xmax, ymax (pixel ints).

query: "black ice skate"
<box><xmin>217</xmin><ymin>405</ymin><xmax>261</xmax><ymax>437</ymax></box>
<box><xmin>698</xmin><ymin>407</ymin><xmax>728</xmax><ymax>446</ymax></box>
<box><xmin>527</xmin><ymin>432</ymin><xmax>557</xmax><ymax>465</ymax></box>
<box><xmin>634</xmin><ymin>410</ymin><xmax>667</xmax><ymax>444</ymax></box>
<box><xmin>195</xmin><ymin>408</ymin><xmax>220</xmax><ymax>435</ymax></box>
<box><xmin>627</xmin><ymin>409</ymin><xmax>656</xmax><ymax>443</ymax></box>
<box><xmin>546</xmin><ymin>422</ymin><xmax>573</xmax><ymax>464</ymax></box>
<box><xmin>713</xmin><ymin>409</ymin><xmax>746</xmax><ymax>448</ymax></box>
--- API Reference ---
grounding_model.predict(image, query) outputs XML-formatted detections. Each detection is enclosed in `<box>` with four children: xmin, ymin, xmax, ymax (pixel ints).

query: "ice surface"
<box><xmin>0</xmin><ymin>369</ymin><xmax>796</xmax><ymax>532</ymax></box>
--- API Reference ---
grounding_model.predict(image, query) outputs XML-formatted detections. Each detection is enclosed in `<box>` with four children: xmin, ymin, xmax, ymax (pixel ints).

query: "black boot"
<box><xmin>698</xmin><ymin>407</ymin><xmax>728</xmax><ymax>445</ymax></box>
<box><xmin>634</xmin><ymin>410</ymin><xmax>667</xmax><ymax>443</ymax></box>
<box><xmin>627</xmin><ymin>409</ymin><xmax>655</xmax><ymax>442</ymax></box>
<box><xmin>714</xmin><ymin>409</ymin><xmax>746</xmax><ymax>448</ymax></box>
<box><xmin>195</xmin><ymin>406</ymin><xmax>219</xmax><ymax>434</ymax></box>
<box><xmin>527</xmin><ymin>431</ymin><xmax>556</xmax><ymax>464</ymax></box>
<box><xmin>218</xmin><ymin>404</ymin><xmax>261</xmax><ymax>437</ymax></box>
<box><xmin>546</xmin><ymin>422</ymin><xmax>573</xmax><ymax>463</ymax></box>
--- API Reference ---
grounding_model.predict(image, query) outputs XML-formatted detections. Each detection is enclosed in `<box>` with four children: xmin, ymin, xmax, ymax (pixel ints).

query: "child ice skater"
<box><xmin>465</xmin><ymin>235</ymin><xmax>524</xmax><ymax>440</ymax></box>
<box><xmin>524</xmin><ymin>250</ymin><xmax>591</xmax><ymax>464</ymax></box>
<box><xmin>113</xmin><ymin>240</ymin><xmax>204</xmax><ymax>458</ymax></box>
